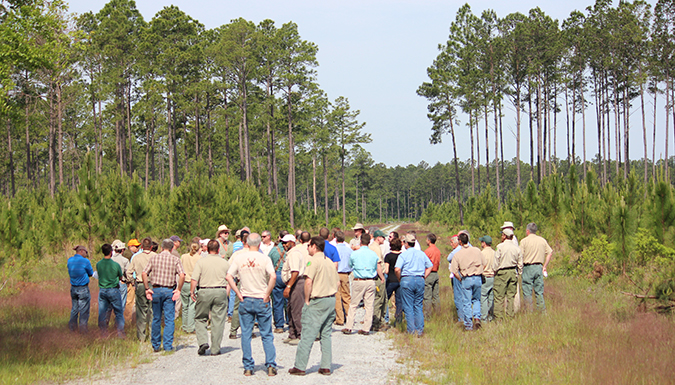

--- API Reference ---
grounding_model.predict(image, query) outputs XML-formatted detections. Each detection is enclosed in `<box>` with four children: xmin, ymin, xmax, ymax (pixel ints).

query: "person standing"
<box><xmin>126</xmin><ymin>237</ymin><xmax>156</xmax><ymax>341</ymax></box>
<box><xmin>269</xmin><ymin>230</ymin><xmax>289</xmax><ymax>333</ymax></box>
<box><xmin>343</xmin><ymin>234</ymin><xmax>383</xmax><ymax>335</ymax></box>
<box><xmin>501</xmin><ymin>221</ymin><xmax>521</xmax><ymax>312</ymax></box>
<box><xmin>142</xmin><ymin>239</ymin><xmax>185</xmax><ymax>352</ymax></box>
<box><xmin>226</xmin><ymin>233</ymin><xmax>277</xmax><ymax>377</ymax></box>
<box><xmin>180</xmin><ymin>241</ymin><xmax>202</xmax><ymax>333</ymax></box>
<box><xmin>351</xmin><ymin>223</ymin><xmax>365</xmax><ymax>242</ymax></box>
<box><xmin>282</xmin><ymin>232</ymin><xmax>310</xmax><ymax>344</ymax></box>
<box><xmin>289</xmin><ymin>236</ymin><xmax>339</xmax><ymax>376</ymax></box>
<box><xmin>110</xmin><ymin>240</ymin><xmax>129</xmax><ymax>319</ymax></box>
<box><xmin>260</xmin><ymin>230</ymin><xmax>275</xmax><ymax>256</ymax></box>
<box><xmin>191</xmin><ymin>239</ymin><xmax>230</xmax><ymax>356</ymax></box>
<box><xmin>450</xmin><ymin>233</ymin><xmax>485</xmax><ymax>331</ymax></box>
<box><xmin>319</xmin><ymin>227</ymin><xmax>340</xmax><ymax>269</ymax></box>
<box><xmin>68</xmin><ymin>245</ymin><xmax>93</xmax><ymax>333</ymax></box>
<box><xmin>492</xmin><ymin>228</ymin><xmax>523</xmax><ymax>320</ymax></box>
<box><xmin>479</xmin><ymin>236</ymin><xmax>496</xmax><ymax>322</ymax></box>
<box><xmin>334</xmin><ymin>230</ymin><xmax>352</xmax><ymax>326</ymax></box>
<box><xmin>369</xmin><ymin>230</ymin><xmax>387</xmax><ymax>331</ymax></box>
<box><xmin>383</xmin><ymin>237</ymin><xmax>403</xmax><ymax>326</ymax></box>
<box><xmin>446</xmin><ymin>234</ymin><xmax>462</xmax><ymax>323</ymax></box>
<box><xmin>395</xmin><ymin>234</ymin><xmax>433</xmax><ymax>336</ymax></box>
<box><xmin>216</xmin><ymin>225</ymin><xmax>233</xmax><ymax>260</ymax></box>
<box><xmin>96</xmin><ymin>243</ymin><xmax>125</xmax><ymax>337</ymax></box>
<box><xmin>423</xmin><ymin>233</ymin><xmax>441</xmax><ymax>316</ymax></box>
<box><xmin>519</xmin><ymin>223</ymin><xmax>553</xmax><ymax>312</ymax></box>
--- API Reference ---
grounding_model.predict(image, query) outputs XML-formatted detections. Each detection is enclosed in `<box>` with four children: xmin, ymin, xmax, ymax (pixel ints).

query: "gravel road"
<box><xmin>71</xmin><ymin>223</ymin><xmax>406</xmax><ymax>385</ymax></box>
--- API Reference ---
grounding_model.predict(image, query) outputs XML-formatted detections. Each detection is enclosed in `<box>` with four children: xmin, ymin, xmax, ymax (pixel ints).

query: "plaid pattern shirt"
<box><xmin>143</xmin><ymin>250</ymin><xmax>185</xmax><ymax>288</ymax></box>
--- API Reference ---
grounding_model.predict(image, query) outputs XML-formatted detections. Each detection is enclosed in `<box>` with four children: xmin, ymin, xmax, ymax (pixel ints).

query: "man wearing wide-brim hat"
<box><xmin>216</xmin><ymin>224</ymin><xmax>233</xmax><ymax>260</ymax></box>
<box><xmin>351</xmin><ymin>223</ymin><xmax>365</xmax><ymax>242</ymax></box>
<box><xmin>499</xmin><ymin>221</ymin><xmax>521</xmax><ymax>312</ymax></box>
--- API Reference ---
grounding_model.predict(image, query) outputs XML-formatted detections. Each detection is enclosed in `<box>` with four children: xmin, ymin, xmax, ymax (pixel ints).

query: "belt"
<box><xmin>71</xmin><ymin>284</ymin><xmax>88</xmax><ymax>287</ymax></box>
<box><xmin>353</xmin><ymin>278</ymin><xmax>374</xmax><ymax>281</ymax></box>
<box><xmin>312</xmin><ymin>294</ymin><xmax>335</xmax><ymax>299</ymax></box>
<box><xmin>200</xmin><ymin>286</ymin><xmax>227</xmax><ymax>289</ymax></box>
<box><xmin>524</xmin><ymin>263</ymin><xmax>542</xmax><ymax>266</ymax></box>
<box><xmin>497</xmin><ymin>266</ymin><xmax>517</xmax><ymax>271</ymax></box>
<box><xmin>153</xmin><ymin>285</ymin><xmax>175</xmax><ymax>289</ymax></box>
<box><xmin>401</xmin><ymin>275</ymin><xmax>424</xmax><ymax>278</ymax></box>
<box><xmin>338</xmin><ymin>272</ymin><xmax>351</xmax><ymax>275</ymax></box>
<box><xmin>464</xmin><ymin>274</ymin><xmax>481</xmax><ymax>277</ymax></box>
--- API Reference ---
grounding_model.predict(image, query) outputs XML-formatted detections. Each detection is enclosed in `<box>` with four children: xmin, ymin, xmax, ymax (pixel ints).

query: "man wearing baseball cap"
<box><xmin>111</xmin><ymin>240</ymin><xmax>129</xmax><ymax>318</ymax></box>
<box><xmin>492</xmin><ymin>228</ymin><xmax>523</xmax><ymax>320</ymax></box>
<box><xmin>395</xmin><ymin>233</ymin><xmax>433</xmax><ymax>336</ymax></box>
<box><xmin>68</xmin><ymin>245</ymin><xmax>94</xmax><ymax>333</ymax></box>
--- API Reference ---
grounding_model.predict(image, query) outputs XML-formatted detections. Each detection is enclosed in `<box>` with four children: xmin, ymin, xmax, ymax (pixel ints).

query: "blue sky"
<box><xmin>66</xmin><ymin>0</ymin><xmax>664</xmax><ymax>168</ymax></box>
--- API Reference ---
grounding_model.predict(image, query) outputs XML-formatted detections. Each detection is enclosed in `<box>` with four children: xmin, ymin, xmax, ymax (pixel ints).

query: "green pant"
<box><xmin>424</xmin><ymin>271</ymin><xmax>440</xmax><ymax>316</ymax></box>
<box><xmin>294</xmin><ymin>296</ymin><xmax>335</xmax><ymax>371</ymax></box>
<box><xmin>135</xmin><ymin>282</ymin><xmax>153</xmax><ymax>341</ymax></box>
<box><xmin>230</xmin><ymin>282</ymin><xmax>240</xmax><ymax>336</ymax></box>
<box><xmin>493</xmin><ymin>269</ymin><xmax>517</xmax><ymax>320</ymax></box>
<box><xmin>195</xmin><ymin>288</ymin><xmax>228</xmax><ymax>354</ymax></box>
<box><xmin>522</xmin><ymin>264</ymin><xmax>546</xmax><ymax>311</ymax></box>
<box><xmin>480</xmin><ymin>276</ymin><xmax>494</xmax><ymax>321</ymax></box>
<box><xmin>180</xmin><ymin>282</ymin><xmax>196</xmax><ymax>332</ymax></box>
<box><xmin>372</xmin><ymin>278</ymin><xmax>386</xmax><ymax>329</ymax></box>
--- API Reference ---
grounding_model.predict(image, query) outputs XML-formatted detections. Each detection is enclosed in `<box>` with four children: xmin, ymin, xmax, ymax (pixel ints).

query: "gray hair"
<box><xmin>161</xmin><ymin>239</ymin><xmax>174</xmax><ymax>251</ymax></box>
<box><xmin>261</xmin><ymin>230</ymin><xmax>271</xmax><ymax>237</ymax></box>
<box><xmin>247</xmin><ymin>233</ymin><xmax>262</xmax><ymax>247</ymax></box>
<box><xmin>458</xmin><ymin>229</ymin><xmax>470</xmax><ymax>240</ymax></box>
<box><xmin>527</xmin><ymin>223</ymin><xmax>538</xmax><ymax>234</ymax></box>
<box><xmin>368</xmin><ymin>226</ymin><xmax>379</xmax><ymax>234</ymax></box>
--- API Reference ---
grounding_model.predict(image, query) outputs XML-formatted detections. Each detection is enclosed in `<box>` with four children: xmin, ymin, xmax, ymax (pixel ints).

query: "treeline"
<box><xmin>418</xmin><ymin>0</ymin><xmax>675</xmax><ymax>209</ymax></box>
<box><xmin>0</xmin><ymin>0</ymin><xmax>372</xmax><ymax>228</ymax></box>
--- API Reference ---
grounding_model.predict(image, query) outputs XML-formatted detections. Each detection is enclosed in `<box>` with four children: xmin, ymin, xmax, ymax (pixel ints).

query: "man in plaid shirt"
<box><xmin>142</xmin><ymin>238</ymin><xmax>185</xmax><ymax>352</ymax></box>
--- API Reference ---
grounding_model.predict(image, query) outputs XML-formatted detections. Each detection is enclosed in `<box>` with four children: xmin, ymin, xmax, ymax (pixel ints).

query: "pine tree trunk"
<box><xmin>312</xmin><ymin>154</ymin><xmax>317</xmax><ymax>215</ymax></box>
<box><xmin>323</xmin><ymin>154</ymin><xmax>329</xmax><ymax>227</ymax></box>
<box><xmin>127</xmin><ymin>82</ymin><xmax>133</xmax><ymax>176</ymax></box>
<box><xmin>287</xmin><ymin>91</ymin><xmax>295</xmax><ymax>228</ymax></box>
<box><xmin>239</xmin><ymin>120</ymin><xmax>245</xmax><ymax>181</ymax></box>
<box><xmin>469</xmin><ymin>109</ymin><xmax>475</xmax><ymax>195</ymax></box>
<box><xmin>581</xmin><ymin>81</ymin><xmax>587</xmax><ymax>179</ymax></box>
<box><xmin>168</xmin><ymin>97</ymin><xmax>175</xmax><ymax>189</ymax></box>
<box><xmin>653</xmin><ymin>82</ymin><xmax>658</xmax><ymax>181</ymax></box>
<box><xmin>7</xmin><ymin>118</ymin><xmax>15</xmax><ymax>197</ymax></box>
<box><xmin>516</xmin><ymin>86</ymin><xmax>521</xmax><ymax>189</ymax></box>
<box><xmin>57</xmin><ymin>83</ymin><xmax>63</xmax><ymax>187</ymax></box>
<box><xmin>48</xmin><ymin>89</ymin><xmax>56</xmax><ymax>197</ymax></box>
<box><xmin>449</xmin><ymin>112</ymin><xmax>464</xmax><ymax>225</ymax></box>
<box><xmin>484</xmin><ymin>105</ymin><xmax>490</xmax><ymax>186</ymax></box>
<box><xmin>665</xmin><ymin>79</ymin><xmax>670</xmax><ymax>180</ymax></box>
<box><xmin>243</xmin><ymin>87</ymin><xmax>252</xmax><ymax>181</ymax></box>
<box><xmin>25</xmin><ymin>91</ymin><xmax>31</xmax><ymax>183</ymax></box>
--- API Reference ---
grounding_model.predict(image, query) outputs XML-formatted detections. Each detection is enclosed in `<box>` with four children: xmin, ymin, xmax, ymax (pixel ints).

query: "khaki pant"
<box><xmin>424</xmin><ymin>271</ymin><xmax>440</xmax><ymax>316</ymax></box>
<box><xmin>335</xmin><ymin>273</ymin><xmax>351</xmax><ymax>325</ymax></box>
<box><xmin>372</xmin><ymin>278</ymin><xmax>386</xmax><ymax>329</ymax></box>
<box><xmin>135</xmin><ymin>282</ymin><xmax>153</xmax><ymax>341</ymax></box>
<box><xmin>195</xmin><ymin>288</ymin><xmax>228</xmax><ymax>354</ymax></box>
<box><xmin>345</xmin><ymin>279</ymin><xmax>375</xmax><ymax>332</ymax></box>
<box><xmin>493</xmin><ymin>268</ymin><xmax>517</xmax><ymax>319</ymax></box>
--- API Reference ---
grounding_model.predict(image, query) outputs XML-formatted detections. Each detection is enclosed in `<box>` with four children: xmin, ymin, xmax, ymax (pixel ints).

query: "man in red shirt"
<box><xmin>423</xmin><ymin>233</ymin><xmax>441</xmax><ymax>316</ymax></box>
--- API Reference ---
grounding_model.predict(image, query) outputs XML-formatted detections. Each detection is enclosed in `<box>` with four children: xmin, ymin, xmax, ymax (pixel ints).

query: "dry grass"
<box><xmin>390</xmin><ymin>223</ymin><xmax>675</xmax><ymax>385</ymax></box>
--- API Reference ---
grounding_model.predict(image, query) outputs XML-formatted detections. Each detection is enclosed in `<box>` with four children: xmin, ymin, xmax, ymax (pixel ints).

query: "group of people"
<box><xmin>66</xmin><ymin>220</ymin><xmax>552</xmax><ymax>376</ymax></box>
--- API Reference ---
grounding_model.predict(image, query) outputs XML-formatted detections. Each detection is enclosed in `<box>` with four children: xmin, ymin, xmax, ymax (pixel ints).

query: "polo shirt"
<box><xmin>180</xmin><ymin>252</ymin><xmax>203</xmax><ymax>282</ymax></box>
<box><xmin>268</xmin><ymin>244</ymin><xmax>285</xmax><ymax>272</ymax></box>
<box><xmin>494</xmin><ymin>242</ymin><xmax>523</xmax><ymax>273</ymax></box>
<box><xmin>335</xmin><ymin>242</ymin><xmax>353</xmax><ymax>273</ymax></box>
<box><xmin>126</xmin><ymin>250</ymin><xmax>156</xmax><ymax>283</ymax></box>
<box><xmin>227</xmin><ymin>250</ymin><xmax>275</xmax><ymax>298</ymax></box>
<box><xmin>323</xmin><ymin>241</ymin><xmax>340</xmax><ymax>263</ymax></box>
<box><xmin>424</xmin><ymin>244</ymin><xmax>441</xmax><ymax>272</ymax></box>
<box><xmin>447</xmin><ymin>242</ymin><xmax>472</xmax><ymax>263</ymax></box>
<box><xmin>305</xmin><ymin>252</ymin><xmax>339</xmax><ymax>298</ymax></box>
<box><xmin>349</xmin><ymin>246</ymin><xmax>379</xmax><ymax>279</ymax></box>
<box><xmin>481</xmin><ymin>247</ymin><xmax>496</xmax><ymax>277</ymax></box>
<box><xmin>281</xmin><ymin>243</ymin><xmax>308</xmax><ymax>282</ymax></box>
<box><xmin>450</xmin><ymin>246</ymin><xmax>485</xmax><ymax>278</ymax></box>
<box><xmin>67</xmin><ymin>254</ymin><xmax>93</xmax><ymax>286</ymax></box>
<box><xmin>520</xmin><ymin>234</ymin><xmax>553</xmax><ymax>265</ymax></box>
<box><xmin>395</xmin><ymin>248</ymin><xmax>432</xmax><ymax>277</ymax></box>
<box><xmin>96</xmin><ymin>258</ymin><xmax>123</xmax><ymax>289</ymax></box>
<box><xmin>193</xmin><ymin>253</ymin><xmax>230</xmax><ymax>287</ymax></box>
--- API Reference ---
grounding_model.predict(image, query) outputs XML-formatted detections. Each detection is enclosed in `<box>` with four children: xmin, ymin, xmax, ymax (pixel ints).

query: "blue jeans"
<box><xmin>386</xmin><ymin>282</ymin><xmax>403</xmax><ymax>325</ymax></box>
<box><xmin>272</xmin><ymin>271</ymin><xmax>287</xmax><ymax>328</ymax></box>
<box><xmin>228</xmin><ymin>290</ymin><xmax>236</xmax><ymax>317</ymax></box>
<box><xmin>399</xmin><ymin>276</ymin><xmax>425</xmax><ymax>335</ymax></box>
<box><xmin>98</xmin><ymin>287</ymin><xmax>125</xmax><ymax>333</ymax></box>
<box><xmin>151</xmin><ymin>287</ymin><xmax>176</xmax><ymax>351</ymax></box>
<box><xmin>119</xmin><ymin>282</ymin><xmax>128</xmax><ymax>310</ymax></box>
<box><xmin>460</xmin><ymin>275</ymin><xmax>482</xmax><ymax>329</ymax></box>
<box><xmin>69</xmin><ymin>285</ymin><xmax>90</xmax><ymax>332</ymax></box>
<box><xmin>239</xmin><ymin>297</ymin><xmax>276</xmax><ymax>370</ymax></box>
<box><xmin>452</xmin><ymin>276</ymin><xmax>464</xmax><ymax>322</ymax></box>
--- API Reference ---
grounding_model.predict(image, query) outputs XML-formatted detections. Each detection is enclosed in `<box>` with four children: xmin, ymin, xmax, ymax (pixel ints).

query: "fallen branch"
<box><xmin>621</xmin><ymin>291</ymin><xmax>675</xmax><ymax>302</ymax></box>
<box><xmin>0</xmin><ymin>279</ymin><xmax>6</xmax><ymax>292</ymax></box>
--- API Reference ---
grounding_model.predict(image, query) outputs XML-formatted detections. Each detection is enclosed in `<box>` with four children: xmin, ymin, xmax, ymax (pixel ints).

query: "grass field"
<box><xmin>391</xmin><ymin>224</ymin><xmax>675</xmax><ymax>385</ymax></box>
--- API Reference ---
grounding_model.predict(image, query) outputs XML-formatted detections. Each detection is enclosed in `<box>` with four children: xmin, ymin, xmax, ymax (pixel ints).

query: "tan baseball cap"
<box><xmin>403</xmin><ymin>234</ymin><xmax>416</xmax><ymax>243</ymax></box>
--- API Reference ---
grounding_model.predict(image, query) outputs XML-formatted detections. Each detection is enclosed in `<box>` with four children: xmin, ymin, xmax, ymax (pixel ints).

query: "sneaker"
<box><xmin>358</xmin><ymin>330</ymin><xmax>369</xmax><ymax>335</ymax></box>
<box><xmin>243</xmin><ymin>369</ymin><xmax>253</xmax><ymax>376</ymax></box>
<box><xmin>288</xmin><ymin>367</ymin><xmax>306</xmax><ymax>376</ymax></box>
<box><xmin>267</xmin><ymin>366</ymin><xmax>278</xmax><ymax>376</ymax></box>
<box><xmin>198</xmin><ymin>344</ymin><xmax>209</xmax><ymax>356</ymax></box>
<box><xmin>288</xmin><ymin>338</ymin><xmax>300</xmax><ymax>345</ymax></box>
<box><xmin>283</xmin><ymin>338</ymin><xmax>292</xmax><ymax>344</ymax></box>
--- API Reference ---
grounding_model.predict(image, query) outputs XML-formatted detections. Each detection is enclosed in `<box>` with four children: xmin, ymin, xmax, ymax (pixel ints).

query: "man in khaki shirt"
<box><xmin>369</xmin><ymin>230</ymin><xmax>388</xmax><ymax>332</ymax></box>
<box><xmin>191</xmin><ymin>240</ymin><xmax>230</xmax><ymax>356</ymax></box>
<box><xmin>492</xmin><ymin>228</ymin><xmax>523</xmax><ymax>320</ymax></box>
<box><xmin>282</xmin><ymin>232</ymin><xmax>309</xmax><ymax>344</ymax></box>
<box><xmin>180</xmin><ymin>242</ymin><xmax>202</xmax><ymax>333</ymax></box>
<box><xmin>520</xmin><ymin>223</ymin><xmax>553</xmax><ymax>311</ymax></box>
<box><xmin>289</xmin><ymin>237</ymin><xmax>339</xmax><ymax>376</ymax></box>
<box><xmin>125</xmin><ymin>237</ymin><xmax>156</xmax><ymax>341</ymax></box>
<box><xmin>450</xmin><ymin>233</ymin><xmax>485</xmax><ymax>331</ymax></box>
<box><xmin>478</xmin><ymin>236</ymin><xmax>495</xmax><ymax>322</ymax></box>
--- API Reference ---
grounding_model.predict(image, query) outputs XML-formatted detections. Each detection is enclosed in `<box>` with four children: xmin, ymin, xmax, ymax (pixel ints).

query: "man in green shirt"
<box><xmin>97</xmin><ymin>243</ymin><xmax>125</xmax><ymax>337</ymax></box>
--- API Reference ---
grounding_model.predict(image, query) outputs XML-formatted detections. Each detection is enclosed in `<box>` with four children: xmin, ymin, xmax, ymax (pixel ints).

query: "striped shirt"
<box><xmin>143</xmin><ymin>250</ymin><xmax>185</xmax><ymax>288</ymax></box>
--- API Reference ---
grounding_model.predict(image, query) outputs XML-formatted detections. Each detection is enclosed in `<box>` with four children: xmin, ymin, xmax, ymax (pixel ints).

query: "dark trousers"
<box><xmin>287</xmin><ymin>277</ymin><xmax>305</xmax><ymax>339</ymax></box>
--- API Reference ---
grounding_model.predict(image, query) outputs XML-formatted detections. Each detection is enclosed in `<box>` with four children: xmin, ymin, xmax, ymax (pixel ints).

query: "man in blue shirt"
<box><xmin>395</xmin><ymin>234</ymin><xmax>433</xmax><ymax>336</ymax></box>
<box><xmin>334</xmin><ymin>230</ymin><xmax>352</xmax><ymax>325</ymax></box>
<box><xmin>68</xmin><ymin>245</ymin><xmax>94</xmax><ymax>333</ymax></box>
<box><xmin>319</xmin><ymin>227</ymin><xmax>340</xmax><ymax>268</ymax></box>
<box><xmin>342</xmin><ymin>234</ymin><xmax>383</xmax><ymax>335</ymax></box>
<box><xmin>446</xmin><ymin>230</ymin><xmax>471</xmax><ymax>324</ymax></box>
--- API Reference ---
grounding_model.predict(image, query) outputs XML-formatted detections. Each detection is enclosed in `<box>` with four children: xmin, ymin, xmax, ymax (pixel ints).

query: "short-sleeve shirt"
<box><xmin>126</xmin><ymin>250</ymin><xmax>156</xmax><ymax>283</ymax></box>
<box><xmin>96</xmin><ymin>258</ymin><xmax>123</xmax><ymax>289</ymax></box>
<box><xmin>282</xmin><ymin>243</ymin><xmax>308</xmax><ymax>283</ymax></box>
<box><xmin>192</xmin><ymin>253</ymin><xmax>230</xmax><ymax>287</ymax></box>
<box><xmin>481</xmin><ymin>247</ymin><xmax>496</xmax><ymax>277</ymax></box>
<box><xmin>227</xmin><ymin>250</ymin><xmax>275</xmax><ymax>298</ymax></box>
<box><xmin>424</xmin><ymin>244</ymin><xmax>441</xmax><ymax>272</ymax></box>
<box><xmin>369</xmin><ymin>242</ymin><xmax>383</xmax><ymax>263</ymax></box>
<box><xmin>494</xmin><ymin>241</ymin><xmax>523</xmax><ymax>273</ymax></box>
<box><xmin>520</xmin><ymin>234</ymin><xmax>552</xmax><ymax>265</ymax></box>
<box><xmin>323</xmin><ymin>242</ymin><xmax>340</xmax><ymax>263</ymax></box>
<box><xmin>349</xmin><ymin>246</ymin><xmax>379</xmax><ymax>279</ymax></box>
<box><xmin>260</xmin><ymin>241</ymin><xmax>275</xmax><ymax>257</ymax></box>
<box><xmin>305</xmin><ymin>252</ymin><xmax>339</xmax><ymax>298</ymax></box>
<box><xmin>384</xmin><ymin>252</ymin><xmax>401</xmax><ymax>284</ymax></box>
<box><xmin>143</xmin><ymin>250</ymin><xmax>185</xmax><ymax>287</ymax></box>
<box><xmin>335</xmin><ymin>242</ymin><xmax>353</xmax><ymax>273</ymax></box>
<box><xmin>395</xmin><ymin>248</ymin><xmax>432</xmax><ymax>277</ymax></box>
<box><xmin>180</xmin><ymin>252</ymin><xmax>202</xmax><ymax>282</ymax></box>
<box><xmin>111</xmin><ymin>252</ymin><xmax>129</xmax><ymax>282</ymax></box>
<box><xmin>450</xmin><ymin>246</ymin><xmax>485</xmax><ymax>278</ymax></box>
<box><xmin>268</xmin><ymin>244</ymin><xmax>285</xmax><ymax>272</ymax></box>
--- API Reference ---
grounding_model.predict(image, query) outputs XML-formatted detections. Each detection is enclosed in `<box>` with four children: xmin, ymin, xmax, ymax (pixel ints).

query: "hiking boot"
<box><xmin>274</xmin><ymin>328</ymin><xmax>284</xmax><ymax>333</ymax></box>
<box><xmin>198</xmin><ymin>343</ymin><xmax>209</xmax><ymax>356</ymax></box>
<box><xmin>267</xmin><ymin>366</ymin><xmax>277</xmax><ymax>376</ymax></box>
<box><xmin>288</xmin><ymin>367</ymin><xmax>306</xmax><ymax>376</ymax></box>
<box><xmin>243</xmin><ymin>369</ymin><xmax>253</xmax><ymax>376</ymax></box>
<box><xmin>473</xmin><ymin>318</ymin><xmax>482</xmax><ymax>330</ymax></box>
